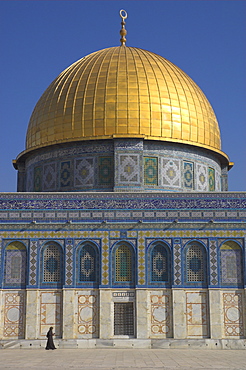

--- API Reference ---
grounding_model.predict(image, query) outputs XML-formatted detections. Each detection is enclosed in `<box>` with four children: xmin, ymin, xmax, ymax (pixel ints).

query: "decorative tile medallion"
<box><xmin>74</xmin><ymin>158</ymin><xmax>94</xmax><ymax>187</ymax></box>
<box><xmin>144</xmin><ymin>157</ymin><xmax>158</xmax><ymax>186</ymax></box>
<box><xmin>34</xmin><ymin>166</ymin><xmax>42</xmax><ymax>192</ymax></box>
<box><xmin>60</xmin><ymin>161</ymin><xmax>71</xmax><ymax>188</ymax></box>
<box><xmin>65</xmin><ymin>239</ymin><xmax>73</xmax><ymax>286</ymax></box>
<box><xmin>98</xmin><ymin>157</ymin><xmax>113</xmax><ymax>186</ymax></box>
<box><xmin>196</xmin><ymin>163</ymin><xmax>207</xmax><ymax>191</ymax></box>
<box><xmin>43</xmin><ymin>162</ymin><xmax>56</xmax><ymax>191</ymax></box>
<box><xmin>29</xmin><ymin>240</ymin><xmax>38</xmax><ymax>286</ymax></box>
<box><xmin>183</xmin><ymin>161</ymin><xmax>194</xmax><ymax>189</ymax></box>
<box><xmin>161</xmin><ymin>158</ymin><xmax>181</xmax><ymax>188</ymax></box>
<box><xmin>119</xmin><ymin>154</ymin><xmax>140</xmax><ymax>184</ymax></box>
<box><xmin>208</xmin><ymin>168</ymin><xmax>215</xmax><ymax>192</ymax></box>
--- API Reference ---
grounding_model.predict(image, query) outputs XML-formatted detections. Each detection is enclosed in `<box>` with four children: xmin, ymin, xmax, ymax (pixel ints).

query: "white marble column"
<box><xmin>209</xmin><ymin>289</ymin><xmax>222</xmax><ymax>339</ymax></box>
<box><xmin>136</xmin><ymin>289</ymin><xmax>148</xmax><ymax>338</ymax></box>
<box><xmin>172</xmin><ymin>289</ymin><xmax>186</xmax><ymax>339</ymax></box>
<box><xmin>99</xmin><ymin>289</ymin><xmax>112</xmax><ymax>339</ymax></box>
<box><xmin>25</xmin><ymin>289</ymin><xmax>39</xmax><ymax>339</ymax></box>
<box><xmin>62</xmin><ymin>289</ymin><xmax>75</xmax><ymax>339</ymax></box>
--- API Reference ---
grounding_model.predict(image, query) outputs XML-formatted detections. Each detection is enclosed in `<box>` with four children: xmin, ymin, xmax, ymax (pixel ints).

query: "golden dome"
<box><xmin>25</xmin><ymin>46</ymin><xmax>226</xmax><ymax>159</ymax></box>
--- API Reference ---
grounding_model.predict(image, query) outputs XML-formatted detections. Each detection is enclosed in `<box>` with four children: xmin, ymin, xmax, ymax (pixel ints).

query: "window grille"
<box><xmin>186</xmin><ymin>245</ymin><xmax>204</xmax><ymax>282</ymax></box>
<box><xmin>43</xmin><ymin>244</ymin><xmax>61</xmax><ymax>282</ymax></box>
<box><xmin>115</xmin><ymin>245</ymin><xmax>132</xmax><ymax>282</ymax></box>
<box><xmin>114</xmin><ymin>303</ymin><xmax>134</xmax><ymax>336</ymax></box>
<box><xmin>151</xmin><ymin>244</ymin><xmax>168</xmax><ymax>282</ymax></box>
<box><xmin>79</xmin><ymin>244</ymin><xmax>97</xmax><ymax>282</ymax></box>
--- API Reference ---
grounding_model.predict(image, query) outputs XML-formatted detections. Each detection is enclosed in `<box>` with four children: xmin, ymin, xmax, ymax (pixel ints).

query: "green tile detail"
<box><xmin>99</xmin><ymin>157</ymin><xmax>113</xmax><ymax>185</ymax></box>
<box><xmin>208</xmin><ymin>167</ymin><xmax>215</xmax><ymax>191</ymax></box>
<box><xmin>34</xmin><ymin>166</ymin><xmax>42</xmax><ymax>192</ymax></box>
<box><xmin>144</xmin><ymin>157</ymin><xmax>158</xmax><ymax>185</ymax></box>
<box><xmin>183</xmin><ymin>161</ymin><xmax>194</xmax><ymax>189</ymax></box>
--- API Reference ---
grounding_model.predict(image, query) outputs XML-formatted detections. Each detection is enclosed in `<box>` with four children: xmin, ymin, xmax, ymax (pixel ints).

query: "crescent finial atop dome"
<box><xmin>119</xmin><ymin>9</ymin><xmax>127</xmax><ymax>46</ymax></box>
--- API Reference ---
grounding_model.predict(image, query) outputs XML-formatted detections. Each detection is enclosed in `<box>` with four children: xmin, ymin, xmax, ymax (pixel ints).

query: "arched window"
<box><xmin>79</xmin><ymin>243</ymin><xmax>99</xmax><ymax>283</ymax></box>
<box><xmin>42</xmin><ymin>242</ymin><xmax>62</xmax><ymax>284</ymax></box>
<box><xmin>4</xmin><ymin>241</ymin><xmax>27</xmax><ymax>287</ymax></box>
<box><xmin>220</xmin><ymin>241</ymin><xmax>243</xmax><ymax>286</ymax></box>
<box><xmin>115</xmin><ymin>244</ymin><xmax>134</xmax><ymax>283</ymax></box>
<box><xmin>185</xmin><ymin>243</ymin><xmax>206</xmax><ymax>283</ymax></box>
<box><xmin>151</xmin><ymin>243</ymin><xmax>169</xmax><ymax>282</ymax></box>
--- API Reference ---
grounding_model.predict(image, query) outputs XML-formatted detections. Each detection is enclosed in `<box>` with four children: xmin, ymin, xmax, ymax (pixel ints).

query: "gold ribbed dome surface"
<box><xmin>26</xmin><ymin>46</ymin><xmax>222</xmax><ymax>153</ymax></box>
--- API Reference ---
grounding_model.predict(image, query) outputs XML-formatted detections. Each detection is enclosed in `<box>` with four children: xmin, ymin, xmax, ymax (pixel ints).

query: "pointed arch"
<box><xmin>149</xmin><ymin>241</ymin><xmax>170</xmax><ymax>284</ymax></box>
<box><xmin>220</xmin><ymin>240</ymin><xmax>243</xmax><ymax>286</ymax></box>
<box><xmin>113</xmin><ymin>242</ymin><xmax>135</xmax><ymax>285</ymax></box>
<box><xmin>78</xmin><ymin>241</ymin><xmax>99</xmax><ymax>284</ymax></box>
<box><xmin>42</xmin><ymin>242</ymin><xmax>63</xmax><ymax>284</ymax></box>
<box><xmin>185</xmin><ymin>242</ymin><xmax>207</xmax><ymax>284</ymax></box>
<box><xmin>4</xmin><ymin>241</ymin><xmax>27</xmax><ymax>287</ymax></box>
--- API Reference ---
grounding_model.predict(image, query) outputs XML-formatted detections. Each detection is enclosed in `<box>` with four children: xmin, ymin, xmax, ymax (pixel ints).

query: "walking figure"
<box><xmin>45</xmin><ymin>327</ymin><xmax>56</xmax><ymax>350</ymax></box>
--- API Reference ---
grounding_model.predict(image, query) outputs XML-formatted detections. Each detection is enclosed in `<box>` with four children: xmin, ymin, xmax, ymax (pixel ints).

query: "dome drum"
<box><xmin>15</xmin><ymin>139</ymin><xmax>227</xmax><ymax>192</ymax></box>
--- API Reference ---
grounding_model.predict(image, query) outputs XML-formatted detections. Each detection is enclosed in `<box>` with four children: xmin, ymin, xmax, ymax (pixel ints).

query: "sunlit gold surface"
<box><xmin>26</xmin><ymin>46</ymin><xmax>223</xmax><ymax>156</ymax></box>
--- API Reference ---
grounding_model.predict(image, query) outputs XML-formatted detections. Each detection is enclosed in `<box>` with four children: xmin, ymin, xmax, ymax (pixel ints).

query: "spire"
<box><xmin>119</xmin><ymin>9</ymin><xmax>127</xmax><ymax>46</ymax></box>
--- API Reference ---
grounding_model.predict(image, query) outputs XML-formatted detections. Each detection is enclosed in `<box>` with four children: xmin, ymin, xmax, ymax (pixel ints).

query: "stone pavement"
<box><xmin>0</xmin><ymin>349</ymin><xmax>246</xmax><ymax>369</ymax></box>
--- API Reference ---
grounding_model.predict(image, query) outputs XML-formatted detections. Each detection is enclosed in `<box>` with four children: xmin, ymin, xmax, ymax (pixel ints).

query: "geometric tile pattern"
<box><xmin>101</xmin><ymin>232</ymin><xmax>109</xmax><ymax>285</ymax></box>
<box><xmin>43</xmin><ymin>162</ymin><xmax>56</xmax><ymax>191</ymax></box>
<box><xmin>183</xmin><ymin>161</ymin><xmax>194</xmax><ymax>189</ymax></box>
<box><xmin>144</xmin><ymin>157</ymin><xmax>158</xmax><ymax>185</ymax></box>
<box><xmin>151</xmin><ymin>244</ymin><xmax>168</xmax><ymax>282</ymax></box>
<box><xmin>77</xmin><ymin>291</ymin><xmax>99</xmax><ymax>337</ymax></box>
<box><xmin>138</xmin><ymin>232</ymin><xmax>146</xmax><ymax>285</ymax></box>
<box><xmin>3</xmin><ymin>291</ymin><xmax>25</xmax><ymax>338</ymax></box>
<box><xmin>161</xmin><ymin>158</ymin><xmax>181</xmax><ymax>187</ymax></box>
<box><xmin>186</xmin><ymin>245</ymin><xmax>205</xmax><ymax>282</ymax></box>
<box><xmin>220</xmin><ymin>242</ymin><xmax>243</xmax><ymax>285</ymax></box>
<box><xmin>40</xmin><ymin>291</ymin><xmax>61</xmax><ymax>338</ymax></box>
<box><xmin>119</xmin><ymin>154</ymin><xmax>140</xmax><ymax>184</ymax></box>
<box><xmin>115</xmin><ymin>245</ymin><xmax>132</xmax><ymax>282</ymax></box>
<box><xmin>196</xmin><ymin>163</ymin><xmax>208</xmax><ymax>191</ymax></box>
<box><xmin>25</xmin><ymin>167</ymin><xmax>33</xmax><ymax>192</ymax></box>
<box><xmin>186</xmin><ymin>291</ymin><xmax>209</xmax><ymax>338</ymax></box>
<box><xmin>29</xmin><ymin>240</ymin><xmax>38</xmax><ymax>286</ymax></box>
<box><xmin>150</xmin><ymin>292</ymin><xmax>172</xmax><ymax>337</ymax></box>
<box><xmin>98</xmin><ymin>156</ymin><xmax>113</xmax><ymax>186</ymax></box>
<box><xmin>4</xmin><ymin>247</ymin><xmax>27</xmax><ymax>286</ymax></box>
<box><xmin>173</xmin><ymin>240</ymin><xmax>181</xmax><ymax>285</ymax></box>
<box><xmin>209</xmin><ymin>239</ymin><xmax>218</xmax><ymax>285</ymax></box>
<box><xmin>34</xmin><ymin>166</ymin><xmax>42</xmax><ymax>192</ymax></box>
<box><xmin>208</xmin><ymin>167</ymin><xmax>215</xmax><ymax>192</ymax></box>
<box><xmin>223</xmin><ymin>292</ymin><xmax>243</xmax><ymax>337</ymax></box>
<box><xmin>65</xmin><ymin>239</ymin><xmax>73</xmax><ymax>286</ymax></box>
<box><xmin>74</xmin><ymin>158</ymin><xmax>94</xmax><ymax>187</ymax></box>
<box><xmin>60</xmin><ymin>161</ymin><xmax>71</xmax><ymax>188</ymax></box>
<box><xmin>215</xmin><ymin>170</ymin><xmax>221</xmax><ymax>191</ymax></box>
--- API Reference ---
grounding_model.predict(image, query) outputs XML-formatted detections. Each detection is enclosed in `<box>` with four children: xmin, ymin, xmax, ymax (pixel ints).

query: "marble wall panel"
<box><xmin>150</xmin><ymin>291</ymin><xmax>172</xmax><ymax>337</ymax></box>
<box><xmin>186</xmin><ymin>291</ymin><xmax>209</xmax><ymax>338</ymax></box>
<box><xmin>40</xmin><ymin>291</ymin><xmax>62</xmax><ymax>338</ymax></box>
<box><xmin>3</xmin><ymin>291</ymin><xmax>25</xmax><ymax>338</ymax></box>
<box><xmin>77</xmin><ymin>290</ymin><xmax>99</xmax><ymax>338</ymax></box>
<box><xmin>223</xmin><ymin>291</ymin><xmax>243</xmax><ymax>337</ymax></box>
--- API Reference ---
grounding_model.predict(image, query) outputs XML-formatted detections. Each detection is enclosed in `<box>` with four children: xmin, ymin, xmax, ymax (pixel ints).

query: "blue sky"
<box><xmin>0</xmin><ymin>0</ymin><xmax>245</xmax><ymax>192</ymax></box>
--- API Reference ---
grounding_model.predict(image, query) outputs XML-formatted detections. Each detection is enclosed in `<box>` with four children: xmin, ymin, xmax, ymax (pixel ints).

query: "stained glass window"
<box><xmin>186</xmin><ymin>244</ymin><xmax>205</xmax><ymax>282</ymax></box>
<box><xmin>43</xmin><ymin>243</ymin><xmax>62</xmax><ymax>283</ymax></box>
<box><xmin>151</xmin><ymin>244</ymin><xmax>168</xmax><ymax>282</ymax></box>
<box><xmin>4</xmin><ymin>241</ymin><xmax>27</xmax><ymax>286</ymax></box>
<box><xmin>79</xmin><ymin>244</ymin><xmax>98</xmax><ymax>282</ymax></box>
<box><xmin>115</xmin><ymin>245</ymin><xmax>133</xmax><ymax>282</ymax></box>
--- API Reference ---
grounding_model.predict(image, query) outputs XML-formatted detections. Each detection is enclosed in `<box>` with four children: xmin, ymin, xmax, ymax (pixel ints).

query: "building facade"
<box><xmin>0</xmin><ymin>12</ymin><xmax>245</xmax><ymax>348</ymax></box>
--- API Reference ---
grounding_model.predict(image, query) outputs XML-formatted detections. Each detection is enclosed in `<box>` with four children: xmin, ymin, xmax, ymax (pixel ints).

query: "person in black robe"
<box><xmin>45</xmin><ymin>327</ymin><xmax>56</xmax><ymax>350</ymax></box>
